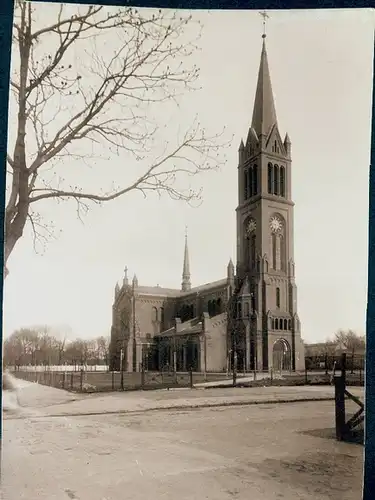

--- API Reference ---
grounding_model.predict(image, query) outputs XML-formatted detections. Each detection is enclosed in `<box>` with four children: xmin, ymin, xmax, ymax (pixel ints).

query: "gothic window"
<box><xmin>272</xmin><ymin>234</ymin><xmax>277</xmax><ymax>270</ymax></box>
<box><xmin>275</xmin><ymin>235</ymin><xmax>281</xmax><ymax>270</ymax></box>
<box><xmin>275</xmin><ymin>318</ymin><xmax>279</xmax><ymax>330</ymax></box>
<box><xmin>253</xmin><ymin>164</ymin><xmax>258</xmax><ymax>195</ymax></box>
<box><xmin>250</xmin><ymin>284</ymin><xmax>256</xmax><ymax>311</ymax></box>
<box><xmin>283</xmin><ymin>319</ymin><xmax>288</xmax><ymax>330</ymax></box>
<box><xmin>160</xmin><ymin>307</ymin><xmax>165</xmax><ymax>330</ymax></box>
<box><xmin>271</xmin><ymin>318</ymin><xmax>274</xmax><ymax>329</ymax></box>
<box><xmin>244</xmin><ymin>170</ymin><xmax>248</xmax><ymax>199</ymax></box>
<box><xmin>280</xmin><ymin>236</ymin><xmax>286</xmax><ymax>272</ymax></box>
<box><xmin>244</xmin><ymin>302</ymin><xmax>249</xmax><ymax>317</ymax></box>
<box><xmin>288</xmin><ymin>319</ymin><xmax>292</xmax><ymax>330</ymax></box>
<box><xmin>276</xmin><ymin>288</ymin><xmax>280</xmax><ymax>309</ymax></box>
<box><xmin>249</xmin><ymin>166</ymin><xmax>253</xmax><ymax>198</ymax></box>
<box><xmin>268</xmin><ymin>163</ymin><xmax>273</xmax><ymax>194</ymax></box>
<box><xmin>217</xmin><ymin>298</ymin><xmax>222</xmax><ymax>313</ymax></box>
<box><xmin>152</xmin><ymin>307</ymin><xmax>158</xmax><ymax>322</ymax></box>
<box><xmin>273</xmin><ymin>165</ymin><xmax>279</xmax><ymax>195</ymax></box>
<box><xmin>250</xmin><ymin>234</ymin><xmax>256</xmax><ymax>269</ymax></box>
<box><xmin>280</xmin><ymin>167</ymin><xmax>286</xmax><ymax>197</ymax></box>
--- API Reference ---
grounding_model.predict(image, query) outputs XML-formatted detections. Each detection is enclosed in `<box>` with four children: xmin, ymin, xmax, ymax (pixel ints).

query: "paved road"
<box><xmin>2</xmin><ymin>380</ymin><xmax>363</xmax><ymax>500</ymax></box>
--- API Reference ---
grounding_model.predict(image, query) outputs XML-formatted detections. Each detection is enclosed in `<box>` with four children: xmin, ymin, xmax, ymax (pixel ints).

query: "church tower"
<box><xmin>235</xmin><ymin>32</ymin><xmax>303</xmax><ymax>372</ymax></box>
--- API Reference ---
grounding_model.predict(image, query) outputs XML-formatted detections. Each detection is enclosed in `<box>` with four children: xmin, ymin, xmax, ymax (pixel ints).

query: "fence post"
<box><xmin>270</xmin><ymin>368</ymin><xmax>273</xmax><ymax>385</ymax></box>
<box><xmin>80</xmin><ymin>369</ymin><xmax>84</xmax><ymax>392</ymax></box>
<box><xmin>189</xmin><ymin>369</ymin><xmax>193</xmax><ymax>389</ymax></box>
<box><xmin>305</xmin><ymin>367</ymin><xmax>308</xmax><ymax>384</ymax></box>
<box><xmin>334</xmin><ymin>353</ymin><xmax>347</xmax><ymax>441</ymax></box>
<box><xmin>334</xmin><ymin>375</ymin><xmax>346</xmax><ymax>440</ymax></box>
<box><xmin>111</xmin><ymin>371</ymin><xmax>115</xmax><ymax>391</ymax></box>
<box><xmin>62</xmin><ymin>372</ymin><xmax>65</xmax><ymax>389</ymax></box>
<box><xmin>70</xmin><ymin>372</ymin><xmax>74</xmax><ymax>390</ymax></box>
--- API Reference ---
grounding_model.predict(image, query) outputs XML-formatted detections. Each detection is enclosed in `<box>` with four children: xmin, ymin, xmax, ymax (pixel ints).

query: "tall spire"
<box><xmin>181</xmin><ymin>226</ymin><xmax>191</xmax><ymax>292</ymax></box>
<box><xmin>251</xmin><ymin>16</ymin><xmax>278</xmax><ymax>138</ymax></box>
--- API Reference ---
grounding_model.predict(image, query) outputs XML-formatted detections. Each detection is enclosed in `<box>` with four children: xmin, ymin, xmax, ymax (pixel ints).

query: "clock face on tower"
<box><xmin>270</xmin><ymin>215</ymin><xmax>283</xmax><ymax>234</ymax></box>
<box><xmin>246</xmin><ymin>218</ymin><xmax>256</xmax><ymax>236</ymax></box>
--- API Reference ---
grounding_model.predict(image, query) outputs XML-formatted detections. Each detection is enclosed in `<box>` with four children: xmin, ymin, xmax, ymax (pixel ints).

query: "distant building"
<box><xmin>305</xmin><ymin>342</ymin><xmax>365</xmax><ymax>358</ymax></box>
<box><xmin>110</xmin><ymin>33</ymin><xmax>305</xmax><ymax>373</ymax></box>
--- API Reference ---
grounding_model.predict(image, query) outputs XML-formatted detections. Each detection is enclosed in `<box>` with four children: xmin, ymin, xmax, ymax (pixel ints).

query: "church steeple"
<box><xmin>250</xmin><ymin>36</ymin><xmax>278</xmax><ymax>139</ymax></box>
<box><xmin>181</xmin><ymin>227</ymin><xmax>191</xmax><ymax>292</ymax></box>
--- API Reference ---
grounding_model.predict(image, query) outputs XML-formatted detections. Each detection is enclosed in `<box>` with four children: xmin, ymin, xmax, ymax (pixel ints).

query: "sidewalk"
<box><xmin>12</xmin><ymin>378</ymin><xmax>365</xmax><ymax>419</ymax></box>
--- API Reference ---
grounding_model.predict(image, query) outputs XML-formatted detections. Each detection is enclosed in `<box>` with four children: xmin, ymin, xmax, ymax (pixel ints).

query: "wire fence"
<box><xmin>9</xmin><ymin>354</ymin><xmax>365</xmax><ymax>393</ymax></box>
<box><xmin>11</xmin><ymin>369</ymin><xmax>233</xmax><ymax>392</ymax></box>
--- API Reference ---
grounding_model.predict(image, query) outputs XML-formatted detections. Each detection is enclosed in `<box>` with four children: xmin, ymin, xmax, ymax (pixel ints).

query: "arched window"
<box><xmin>275</xmin><ymin>318</ymin><xmax>279</xmax><ymax>330</ymax></box>
<box><xmin>273</xmin><ymin>165</ymin><xmax>279</xmax><ymax>195</ymax></box>
<box><xmin>268</xmin><ymin>163</ymin><xmax>273</xmax><ymax>194</ymax></box>
<box><xmin>152</xmin><ymin>307</ymin><xmax>158</xmax><ymax>322</ymax></box>
<box><xmin>288</xmin><ymin>319</ymin><xmax>292</xmax><ymax>330</ymax></box>
<box><xmin>280</xmin><ymin>167</ymin><xmax>285</xmax><ymax>197</ymax></box>
<box><xmin>160</xmin><ymin>307</ymin><xmax>165</xmax><ymax>330</ymax></box>
<box><xmin>253</xmin><ymin>165</ymin><xmax>258</xmax><ymax>196</ymax></box>
<box><xmin>280</xmin><ymin>235</ymin><xmax>286</xmax><ymax>272</ymax></box>
<box><xmin>276</xmin><ymin>288</ymin><xmax>280</xmax><ymax>308</ymax></box>
<box><xmin>249</xmin><ymin>166</ymin><xmax>253</xmax><ymax>198</ymax></box>
<box><xmin>283</xmin><ymin>319</ymin><xmax>288</xmax><ymax>330</ymax></box>
<box><xmin>244</xmin><ymin>170</ymin><xmax>248</xmax><ymax>199</ymax></box>
<box><xmin>250</xmin><ymin>234</ymin><xmax>256</xmax><ymax>269</ymax></box>
<box><xmin>271</xmin><ymin>318</ymin><xmax>275</xmax><ymax>329</ymax></box>
<box><xmin>217</xmin><ymin>298</ymin><xmax>222</xmax><ymax>313</ymax></box>
<box><xmin>244</xmin><ymin>302</ymin><xmax>249</xmax><ymax>317</ymax></box>
<box><xmin>272</xmin><ymin>234</ymin><xmax>277</xmax><ymax>270</ymax></box>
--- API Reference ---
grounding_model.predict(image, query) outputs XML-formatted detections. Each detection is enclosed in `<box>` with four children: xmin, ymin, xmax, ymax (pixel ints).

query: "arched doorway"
<box><xmin>272</xmin><ymin>338</ymin><xmax>291</xmax><ymax>372</ymax></box>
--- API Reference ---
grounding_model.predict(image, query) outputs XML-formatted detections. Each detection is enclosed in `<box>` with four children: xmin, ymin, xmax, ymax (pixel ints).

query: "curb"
<box><xmin>8</xmin><ymin>396</ymin><xmax>335</xmax><ymax>420</ymax></box>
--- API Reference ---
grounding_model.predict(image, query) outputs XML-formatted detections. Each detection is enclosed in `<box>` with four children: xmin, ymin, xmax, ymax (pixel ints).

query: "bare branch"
<box><xmin>5</xmin><ymin>3</ymin><xmax>230</xmax><ymax>276</ymax></box>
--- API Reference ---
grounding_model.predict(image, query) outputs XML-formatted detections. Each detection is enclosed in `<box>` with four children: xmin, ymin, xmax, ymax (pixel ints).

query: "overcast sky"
<box><xmin>3</xmin><ymin>6</ymin><xmax>374</xmax><ymax>344</ymax></box>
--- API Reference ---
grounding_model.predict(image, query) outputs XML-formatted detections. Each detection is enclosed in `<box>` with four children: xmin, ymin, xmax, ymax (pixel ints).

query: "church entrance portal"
<box><xmin>272</xmin><ymin>338</ymin><xmax>291</xmax><ymax>372</ymax></box>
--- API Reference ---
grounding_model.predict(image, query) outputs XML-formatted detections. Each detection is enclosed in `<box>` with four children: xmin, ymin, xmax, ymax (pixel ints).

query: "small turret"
<box><xmin>123</xmin><ymin>266</ymin><xmax>129</xmax><ymax>287</ymax></box>
<box><xmin>284</xmin><ymin>132</ymin><xmax>291</xmax><ymax>157</ymax></box>
<box><xmin>132</xmin><ymin>274</ymin><xmax>138</xmax><ymax>288</ymax></box>
<box><xmin>114</xmin><ymin>282</ymin><xmax>120</xmax><ymax>298</ymax></box>
<box><xmin>227</xmin><ymin>258</ymin><xmax>235</xmax><ymax>288</ymax></box>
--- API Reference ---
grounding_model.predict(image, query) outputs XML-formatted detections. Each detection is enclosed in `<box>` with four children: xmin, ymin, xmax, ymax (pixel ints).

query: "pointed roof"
<box><xmin>181</xmin><ymin>229</ymin><xmax>191</xmax><ymax>292</ymax></box>
<box><xmin>123</xmin><ymin>266</ymin><xmax>129</xmax><ymax>286</ymax></box>
<box><xmin>251</xmin><ymin>37</ymin><xmax>278</xmax><ymax>138</ymax></box>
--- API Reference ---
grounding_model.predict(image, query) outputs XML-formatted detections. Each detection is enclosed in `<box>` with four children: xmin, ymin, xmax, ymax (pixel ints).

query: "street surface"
<box><xmin>2</xmin><ymin>379</ymin><xmax>363</xmax><ymax>500</ymax></box>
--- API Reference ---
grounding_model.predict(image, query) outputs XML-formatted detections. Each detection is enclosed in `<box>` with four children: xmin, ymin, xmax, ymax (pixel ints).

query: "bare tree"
<box><xmin>6</xmin><ymin>2</ymin><xmax>229</xmax><ymax>277</ymax></box>
<box><xmin>95</xmin><ymin>335</ymin><xmax>110</xmax><ymax>364</ymax></box>
<box><xmin>334</xmin><ymin>329</ymin><xmax>365</xmax><ymax>354</ymax></box>
<box><xmin>3</xmin><ymin>327</ymin><xmax>40</xmax><ymax>366</ymax></box>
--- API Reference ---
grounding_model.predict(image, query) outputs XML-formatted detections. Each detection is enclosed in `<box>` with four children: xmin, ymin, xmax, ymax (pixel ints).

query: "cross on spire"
<box><xmin>259</xmin><ymin>10</ymin><xmax>269</xmax><ymax>38</ymax></box>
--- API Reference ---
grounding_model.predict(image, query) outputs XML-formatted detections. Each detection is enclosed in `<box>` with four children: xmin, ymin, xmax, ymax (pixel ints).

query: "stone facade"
<box><xmin>110</xmin><ymin>35</ymin><xmax>305</xmax><ymax>373</ymax></box>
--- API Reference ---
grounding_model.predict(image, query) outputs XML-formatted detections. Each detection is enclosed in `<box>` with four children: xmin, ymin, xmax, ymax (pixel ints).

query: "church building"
<box><xmin>109</xmin><ymin>33</ymin><xmax>305</xmax><ymax>374</ymax></box>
